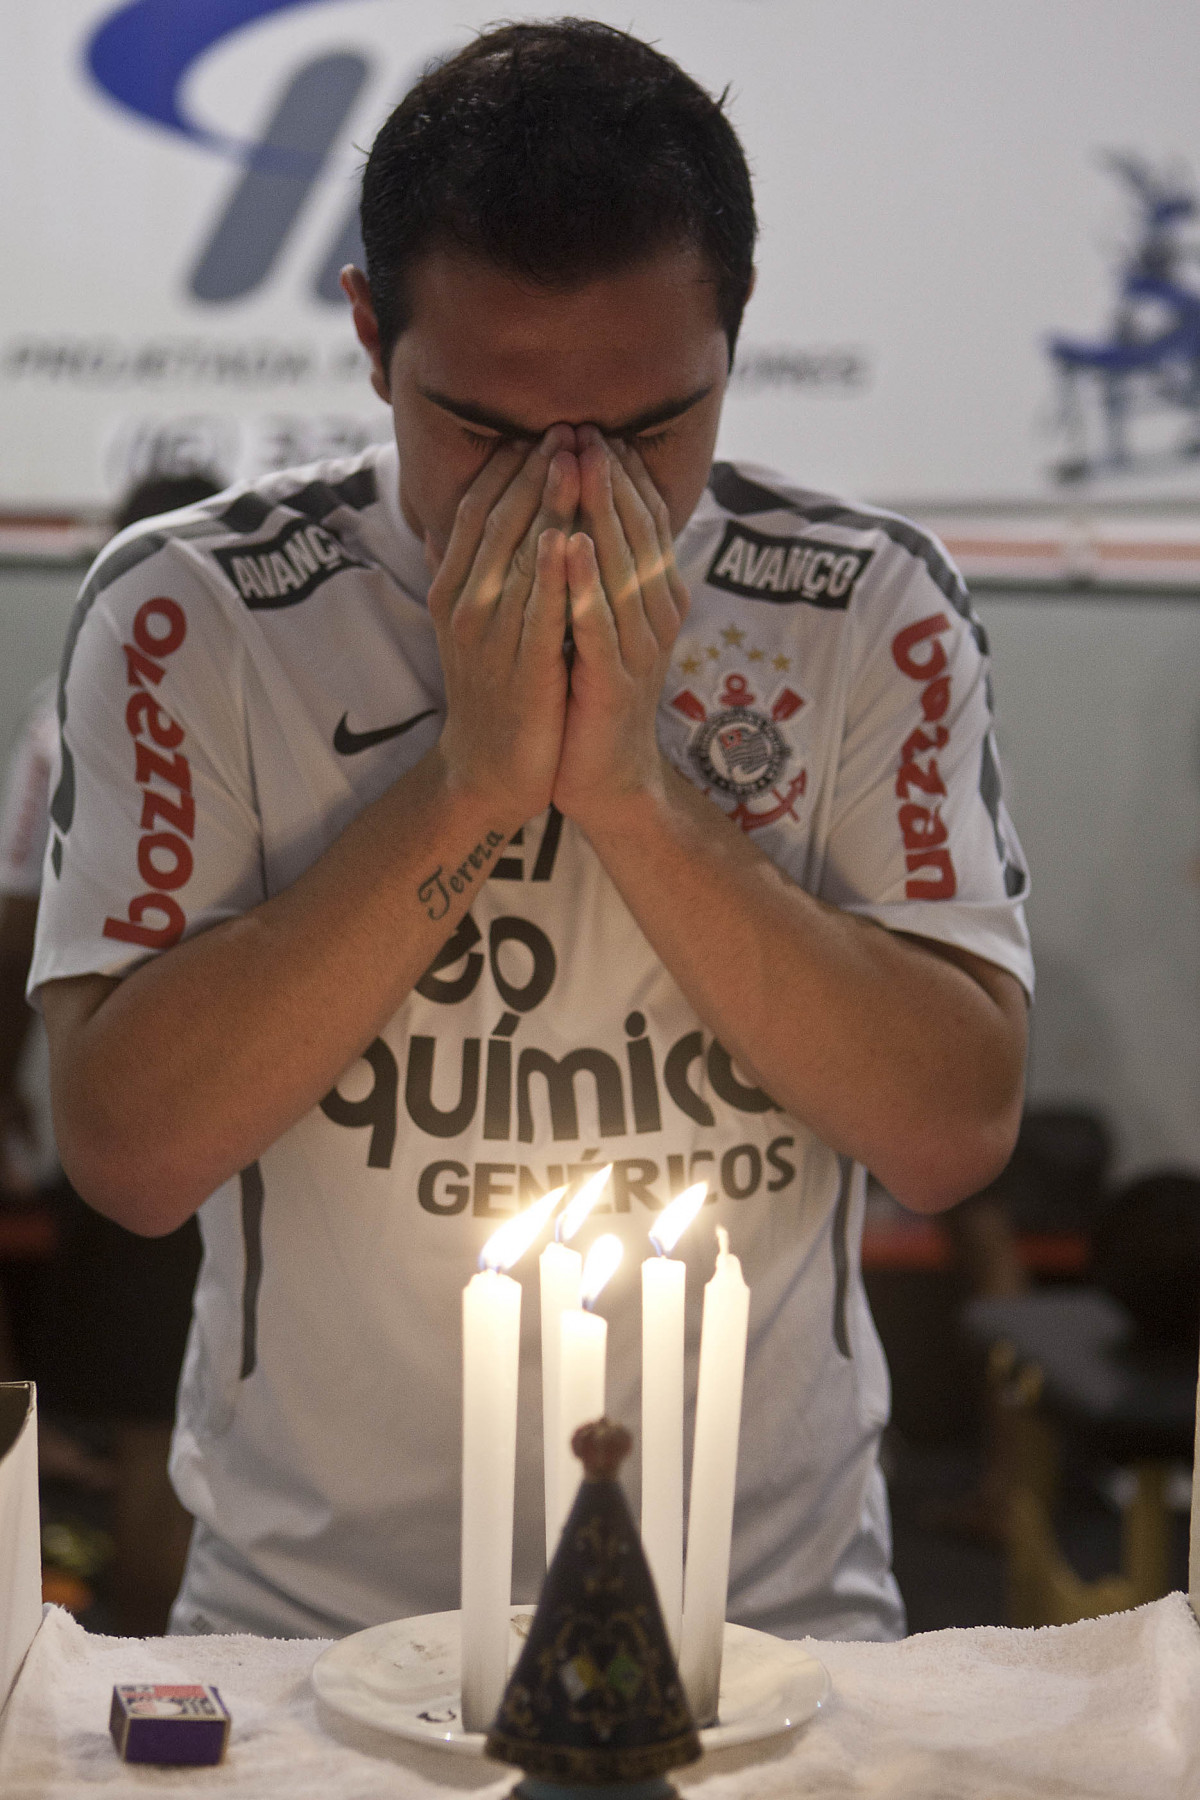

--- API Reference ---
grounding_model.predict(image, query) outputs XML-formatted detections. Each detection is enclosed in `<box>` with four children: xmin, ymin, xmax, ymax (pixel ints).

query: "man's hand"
<box><xmin>552</xmin><ymin>428</ymin><xmax>689</xmax><ymax>827</ymax></box>
<box><xmin>429</xmin><ymin>426</ymin><xmax>582</xmax><ymax>830</ymax></box>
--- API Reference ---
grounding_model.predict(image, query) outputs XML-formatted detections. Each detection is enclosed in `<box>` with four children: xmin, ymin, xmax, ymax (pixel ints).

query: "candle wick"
<box><xmin>582</xmin><ymin>1295</ymin><xmax>596</xmax><ymax>1313</ymax></box>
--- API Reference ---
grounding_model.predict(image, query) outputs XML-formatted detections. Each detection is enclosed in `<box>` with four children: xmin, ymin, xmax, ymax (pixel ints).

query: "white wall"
<box><xmin>0</xmin><ymin>571</ymin><xmax>79</xmax><ymax>757</ymax></box>
<box><xmin>980</xmin><ymin>591</ymin><xmax>1200</xmax><ymax>1177</ymax></box>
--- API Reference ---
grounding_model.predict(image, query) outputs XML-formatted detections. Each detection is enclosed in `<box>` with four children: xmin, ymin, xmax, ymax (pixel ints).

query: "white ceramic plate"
<box><xmin>312</xmin><ymin>1607</ymin><xmax>829</xmax><ymax>1756</ymax></box>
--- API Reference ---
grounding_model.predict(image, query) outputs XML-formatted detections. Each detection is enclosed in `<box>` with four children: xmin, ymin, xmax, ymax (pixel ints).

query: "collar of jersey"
<box><xmin>365</xmin><ymin>440</ymin><xmax>434</xmax><ymax>605</ymax></box>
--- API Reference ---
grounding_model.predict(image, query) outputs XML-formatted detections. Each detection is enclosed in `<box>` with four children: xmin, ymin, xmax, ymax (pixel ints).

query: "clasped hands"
<box><xmin>427</xmin><ymin>424</ymin><xmax>689</xmax><ymax>836</ymax></box>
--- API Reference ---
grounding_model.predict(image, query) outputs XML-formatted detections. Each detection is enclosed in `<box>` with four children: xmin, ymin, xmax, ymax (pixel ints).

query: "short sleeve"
<box><xmin>29</xmin><ymin>535</ymin><xmax>266</xmax><ymax>995</ymax></box>
<box><xmin>818</xmin><ymin>539</ymin><xmax>1034</xmax><ymax>996</ymax></box>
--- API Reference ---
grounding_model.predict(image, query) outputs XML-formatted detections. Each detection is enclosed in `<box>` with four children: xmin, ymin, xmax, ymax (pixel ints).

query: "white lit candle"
<box><xmin>460</xmin><ymin>1189</ymin><xmax>559</xmax><ymax>1731</ymax></box>
<box><xmin>553</xmin><ymin>1233</ymin><xmax>623</xmax><ymax>1548</ymax></box>
<box><xmin>539</xmin><ymin>1166</ymin><xmax>611</xmax><ymax>1564</ymax></box>
<box><xmin>641</xmin><ymin>1182</ymin><xmax>708</xmax><ymax>1652</ymax></box>
<box><xmin>679</xmin><ymin>1225</ymin><xmax>750</xmax><ymax>1726</ymax></box>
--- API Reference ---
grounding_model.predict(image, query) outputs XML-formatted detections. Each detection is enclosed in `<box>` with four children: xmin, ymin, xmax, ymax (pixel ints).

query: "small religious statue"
<box><xmin>486</xmin><ymin>1418</ymin><xmax>702</xmax><ymax>1798</ymax></box>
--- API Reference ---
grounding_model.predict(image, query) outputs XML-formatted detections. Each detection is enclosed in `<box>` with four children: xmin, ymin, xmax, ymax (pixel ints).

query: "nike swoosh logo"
<box><xmin>333</xmin><ymin>708</ymin><xmax>439</xmax><ymax>755</ymax></box>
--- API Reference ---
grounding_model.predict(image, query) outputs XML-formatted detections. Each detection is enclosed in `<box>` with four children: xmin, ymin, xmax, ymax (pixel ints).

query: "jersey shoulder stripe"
<box><xmin>204</xmin><ymin>462</ymin><xmax>382</xmax><ymax>612</ymax></box>
<box><xmin>215</xmin><ymin>464</ymin><xmax>378</xmax><ymax>541</ymax></box>
<box><xmin>707</xmin><ymin>461</ymin><xmax>986</xmax><ymax>650</ymax></box>
<box><xmin>49</xmin><ymin>454</ymin><xmax>384</xmax><ymax>852</ymax></box>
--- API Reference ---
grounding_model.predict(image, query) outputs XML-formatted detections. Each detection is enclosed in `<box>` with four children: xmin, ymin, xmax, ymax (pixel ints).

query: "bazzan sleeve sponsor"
<box><xmin>101</xmin><ymin>597</ymin><xmax>194</xmax><ymax>949</ymax></box>
<box><xmin>890</xmin><ymin>612</ymin><xmax>957</xmax><ymax>900</ymax></box>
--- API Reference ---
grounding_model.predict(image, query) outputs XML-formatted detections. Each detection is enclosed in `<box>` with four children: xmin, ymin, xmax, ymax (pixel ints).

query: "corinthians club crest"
<box><xmin>672</xmin><ymin>669</ymin><xmax>808</xmax><ymax>831</ymax></box>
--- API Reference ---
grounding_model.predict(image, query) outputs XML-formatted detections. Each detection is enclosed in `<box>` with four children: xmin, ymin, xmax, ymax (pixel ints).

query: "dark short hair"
<box><xmin>360</xmin><ymin>19</ymin><xmax>757</xmax><ymax>367</ymax></box>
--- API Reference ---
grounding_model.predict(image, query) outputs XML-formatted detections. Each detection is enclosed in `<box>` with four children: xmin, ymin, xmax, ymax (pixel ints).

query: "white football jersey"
<box><xmin>31</xmin><ymin>441</ymin><xmax>1031</xmax><ymax>1642</ymax></box>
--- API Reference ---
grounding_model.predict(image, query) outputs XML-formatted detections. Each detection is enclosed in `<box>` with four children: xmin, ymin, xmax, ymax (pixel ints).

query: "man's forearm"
<box><xmin>579</xmin><ymin>761</ymin><xmax>1026</xmax><ymax>1213</ymax></box>
<box><xmin>46</xmin><ymin>748</ymin><xmax>522</xmax><ymax>1233</ymax></box>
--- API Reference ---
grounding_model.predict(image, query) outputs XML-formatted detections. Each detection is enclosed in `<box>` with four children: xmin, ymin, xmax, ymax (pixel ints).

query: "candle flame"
<box><xmin>478</xmin><ymin>1186</ymin><xmax>567</xmax><ymax>1273</ymax></box>
<box><xmin>581</xmin><ymin>1233</ymin><xmax>623</xmax><ymax>1308</ymax></box>
<box><xmin>555</xmin><ymin>1164</ymin><xmax>613</xmax><ymax>1242</ymax></box>
<box><xmin>648</xmin><ymin>1181</ymin><xmax>708</xmax><ymax>1256</ymax></box>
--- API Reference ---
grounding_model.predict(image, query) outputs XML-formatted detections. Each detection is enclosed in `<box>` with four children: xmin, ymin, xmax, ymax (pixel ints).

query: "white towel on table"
<box><xmin>1</xmin><ymin>1595</ymin><xmax>1198</xmax><ymax>1799</ymax></box>
<box><xmin>684</xmin><ymin>1590</ymin><xmax>1200</xmax><ymax>1800</ymax></box>
<box><xmin>0</xmin><ymin>1607</ymin><xmax>510</xmax><ymax>1800</ymax></box>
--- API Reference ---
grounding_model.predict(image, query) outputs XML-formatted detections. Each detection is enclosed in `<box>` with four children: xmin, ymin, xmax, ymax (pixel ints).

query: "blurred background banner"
<box><xmin>4</xmin><ymin>0</ymin><xmax>1200</xmax><ymax>512</ymax></box>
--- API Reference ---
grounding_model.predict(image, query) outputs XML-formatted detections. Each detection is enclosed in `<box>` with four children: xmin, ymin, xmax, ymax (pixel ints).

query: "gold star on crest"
<box><xmin>772</xmin><ymin>653</ymin><xmax>791</xmax><ymax>671</ymax></box>
<box><xmin>705</xmin><ymin>645</ymin><xmax>720</xmax><ymax>661</ymax></box>
<box><xmin>678</xmin><ymin>654</ymin><xmax>700</xmax><ymax>675</ymax></box>
<box><xmin>720</xmin><ymin>624</ymin><xmax>745</xmax><ymax>647</ymax></box>
<box><xmin>747</xmin><ymin>647</ymin><xmax>765</xmax><ymax>662</ymax></box>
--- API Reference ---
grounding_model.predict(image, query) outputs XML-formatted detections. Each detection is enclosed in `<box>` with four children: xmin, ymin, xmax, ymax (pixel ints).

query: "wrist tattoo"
<box><xmin>418</xmin><ymin>830</ymin><xmax>506</xmax><ymax>920</ymax></box>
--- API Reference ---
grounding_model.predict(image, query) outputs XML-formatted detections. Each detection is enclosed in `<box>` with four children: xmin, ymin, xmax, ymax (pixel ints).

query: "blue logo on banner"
<box><xmin>85</xmin><ymin>0</ymin><xmax>370</xmax><ymax>301</ymax></box>
<box><xmin>86</xmin><ymin>0</ymin><xmax>344</xmax><ymax>156</ymax></box>
<box><xmin>1047</xmin><ymin>154</ymin><xmax>1200</xmax><ymax>482</ymax></box>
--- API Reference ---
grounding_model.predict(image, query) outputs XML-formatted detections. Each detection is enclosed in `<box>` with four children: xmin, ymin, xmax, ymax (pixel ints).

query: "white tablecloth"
<box><xmin>2</xmin><ymin>1595</ymin><xmax>1198</xmax><ymax>1799</ymax></box>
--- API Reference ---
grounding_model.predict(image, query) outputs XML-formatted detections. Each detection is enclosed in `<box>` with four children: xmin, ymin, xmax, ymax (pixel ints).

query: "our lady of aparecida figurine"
<box><xmin>486</xmin><ymin>1418</ymin><xmax>701</xmax><ymax>1798</ymax></box>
